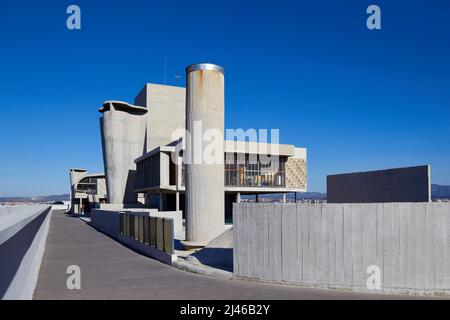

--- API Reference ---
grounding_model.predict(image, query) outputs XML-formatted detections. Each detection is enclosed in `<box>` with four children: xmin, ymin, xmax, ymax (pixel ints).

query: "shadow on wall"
<box><xmin>124</xmin><ymin>169</ymin><xmax>137</xmax><ymax>204</ymax></box>
<box><xmin>0</xmin><ymin>212</ymin><xmax>47</xmax><ymax>298</ymax></box>
<box><xmin>143</xmin><ymin>128</ymin><xmax>148</xmax><ymax>155</ymax></box>
<box><xmin>190</xmin><ymin>248</ymin><xmax>233</xmax><ymax>273</ymax></box>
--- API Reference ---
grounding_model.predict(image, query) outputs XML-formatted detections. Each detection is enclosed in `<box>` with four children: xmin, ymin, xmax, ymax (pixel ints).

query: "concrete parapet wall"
<box><xmin>94</xmin><ymin>207</ymin><xmax>182</xmax><ymax>237</ymax></box>
<box><xmin>91</xmin><ymin>209</ymin><xmax>177</xmax><ymax>265</ymax></box>
<box><xmin>90</xmin><ymin>209</ymin><xmax>120</xmax><ymax>238</ymax></box>
<box><xmin>0</xmin><ymin>205</ymin><xmax>52</xmax><ymax>299</ymax></box>
<box><xmin>233</xmin><ymin>203</ymin><xmax>450</xmax><ymax>296</ymax></box>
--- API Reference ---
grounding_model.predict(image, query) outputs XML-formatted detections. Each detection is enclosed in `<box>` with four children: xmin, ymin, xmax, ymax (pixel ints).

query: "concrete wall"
<box><xmin>327</xmin><ymin>165</ymin><xmax>431</xmax><ymax>203</ymax></box>
<box><xmin>134</xmin><ymin>83</ymin><xmax>186</xmax><ymax>152</ymax></box>
<box><xmin>90</xmin><ymin>209</ymin><xmax>121</xmax><ymax>238</ymax></box>
<box><xmin>95</xmin><ymin>205</ymin><xmax>182</xmax><ymax>238</ymax></box>
<box><xmin>91</xmin><ymin>209</ymin><xmax>177</xmax><ymax>265</ymax></box>
<box><xmin>233</xmin><ymin>202</ymin><xmax>450</xmax><ymax>296</ymax></box>
<box><xmin>0</xmin><ymin>205</ymin><xmax>52</xmax><ymax>300</ymax></box>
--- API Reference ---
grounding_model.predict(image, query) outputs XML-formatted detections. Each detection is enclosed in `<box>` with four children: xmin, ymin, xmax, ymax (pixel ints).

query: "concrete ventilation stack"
<box><xmin>99</xmin><ymin>101</ymin><xmax>148</xmax><ymax>206</ymax></box>
<box><xmin>183</xmin><ymin>63</ymin><xmax>225</xmax><ymax>248</ymax></box>
<box><xmin>69</xmin><ymin>168</ymin><xmax>87</xmax><ymax>213</ymax></box>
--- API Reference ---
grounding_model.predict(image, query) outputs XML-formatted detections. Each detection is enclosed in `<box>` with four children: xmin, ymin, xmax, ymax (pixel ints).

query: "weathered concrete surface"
<box><xmin>187</xmin><ymin>228</ymin><xmax>233</xmax><ymax>272</ymax></box>
<box><xmin>34</xmin><ymin>211</ymin><xmax>417</xmax><ymax>299</ymax></box>
<box><xmin>327</xmin><ymin>165</ymin><xmax>431</xmax><ymax>203</ymax></box>
<box><xmin>174</xmin><ymin>258</ymin><xmax>233</xmax><ymax>280</ymax></box>
<box><xmin>134</xmin><ymin>83</ymin><xmax>186</xmax><ymax>152</ymax></box>
<box><xmin>184</xmin><ymin>64</ymin><xmax>225</xmax><ymax>246</ymax></box>
<box><xmin>0</xmin><ymin>205</ymin><xmax>52</xmax><ymax>299</ymax></box>
<box><xmin>100</xmin><ymin>101</ymin><xmax>148</xmax><ymax>204</ymax></box>
<box><xmin>234</xmin><ymin>203</ymin><xmax>450</xmax><ymax>297</ymax></box>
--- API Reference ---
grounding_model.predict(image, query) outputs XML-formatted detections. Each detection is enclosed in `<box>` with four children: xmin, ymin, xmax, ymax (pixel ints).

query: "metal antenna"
<box><xmin>174</xmin><ymin>74</ymin><xmax>181</xmax><ymax>86</ymax></box>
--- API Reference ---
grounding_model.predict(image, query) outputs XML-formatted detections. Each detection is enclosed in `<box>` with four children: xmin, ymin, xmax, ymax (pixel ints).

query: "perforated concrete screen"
<box><xmin>285</xmin><ymin>158</ymin><xmax>307</xmax><ymax>189</ymax></box>
<box><xmin>327</xmin><ymin>165</ymin><xmax>431</xmax><ymax>203</ymax></box>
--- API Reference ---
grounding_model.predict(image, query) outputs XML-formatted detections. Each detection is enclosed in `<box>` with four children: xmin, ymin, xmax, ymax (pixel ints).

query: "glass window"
<box><xmin>224</xmin><ymin>153</ymin><xmax>286</xmax><ymax>188</ymax></box>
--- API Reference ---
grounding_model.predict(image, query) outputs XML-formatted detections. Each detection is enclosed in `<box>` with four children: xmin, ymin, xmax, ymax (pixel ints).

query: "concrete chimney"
<box><xmin>183</xmin><ymin>63</ymin><xmax>225</xmax><ymax>248</ymax></box>
<box><xmin>99</xmin><ymin>101</ymin><xmax>148</xmax><ymax>206</ymax></box>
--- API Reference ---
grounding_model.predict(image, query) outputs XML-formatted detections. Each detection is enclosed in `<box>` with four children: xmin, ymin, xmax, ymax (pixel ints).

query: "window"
<box><xmin>224</xmin><ymin>153</ymin><xmax>286</xmax><ymax>188</ymax></box>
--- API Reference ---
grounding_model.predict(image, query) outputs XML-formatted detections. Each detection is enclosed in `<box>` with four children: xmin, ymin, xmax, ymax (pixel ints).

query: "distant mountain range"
<box><xmin>247</xmin><ymin>192</ymin><xmax>327</xmax><ymax>200</ymax></box>
<box><xmin>282</xmin><ymin>192</ymin><xmax>327</xmax><ymax>200</ymax></box>
<box><xmin>0</xmin><ymin>194</ymin><xmax>70</xmax><ymax>203</ymax></box>
<box><xmin>431</xmin><ymin>184</ymin><xmax>450</xmax><ymax>199</ymax></box>
<box><xmin>250</xmin><ymin>184</ymin><xmax>450</xmax><ymax>201</ymax></box>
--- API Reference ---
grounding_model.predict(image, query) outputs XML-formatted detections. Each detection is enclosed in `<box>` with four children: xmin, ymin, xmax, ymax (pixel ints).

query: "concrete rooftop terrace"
<box><xmin>33</xmin><ymin>211</ymin><xmax>421</xmax><ymax>300</ymax></box>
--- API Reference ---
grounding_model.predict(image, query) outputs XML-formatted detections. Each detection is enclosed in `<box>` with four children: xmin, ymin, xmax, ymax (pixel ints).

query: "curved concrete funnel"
<box><xmin>100</xmin><ymin>101</ymin><xmax>147</xmax><ymax>205</ymax></box>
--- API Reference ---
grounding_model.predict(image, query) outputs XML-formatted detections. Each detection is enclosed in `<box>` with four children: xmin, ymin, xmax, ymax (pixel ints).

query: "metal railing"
<box><xmin>119</xmin><ymin>213</ymin><xmax>174</xmax><ymax>254</ymax></box>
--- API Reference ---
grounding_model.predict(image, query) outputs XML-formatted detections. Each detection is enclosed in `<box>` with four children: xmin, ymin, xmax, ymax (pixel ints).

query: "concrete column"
<box><xmin>176</xmin><ymin>151</ymin><xmax>183</xmax><ymax>189</ymax></box>
<box><xmin>282</xmin><ymin>193</ymin><xmax>287</xmax><ymax>203</ymax></box>
<box><xmin>175</xmin><ymin>191</ymin><xmax>180</xmax><ymax>212</ymax></box>
<box><xmin>160</xmin><ymin>152</ymin><xmax>170</xmax><ymax>186</ymax></box>
<box><xmin>183</xmin><ymin>63</ymin><xmax>225</xmax><ymax>248</ymax></box>
<box><xmin>236</xmin><ymin>192</ymin><xmax>241</xmax><ymax>203</ymax></box>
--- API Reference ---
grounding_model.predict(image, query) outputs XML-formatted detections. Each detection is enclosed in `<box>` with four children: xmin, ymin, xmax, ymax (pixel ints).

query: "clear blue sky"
<box><xmin>1</xmin><ymin>0</ymin><xmax>449</xmax><ymax>197</ymax></box>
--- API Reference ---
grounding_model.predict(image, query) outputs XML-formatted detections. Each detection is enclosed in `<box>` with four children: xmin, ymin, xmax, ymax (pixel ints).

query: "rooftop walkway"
<box><xmin>34</xmin><ymin>211</ymin><xmax>413</xmax><ymax>300</ymax></box>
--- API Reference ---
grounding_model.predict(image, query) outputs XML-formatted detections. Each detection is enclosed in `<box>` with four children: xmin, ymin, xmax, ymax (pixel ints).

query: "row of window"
<box><xmin>136</xmin><ymin>154</ymin><xmax>160</xmax><ymax>189</ymax></box>
<box><xmin>224</xmin><ymin>154</ymin><xmax>286</xmax><ymax>187</ymax></box>
<box><xmin>76</xmin><ymin>177</ymin><xmax>101</xmax><ymax>194</ymax></box>
<box><xmin>137</xmin><ymin>152</ymin><xmax>287</xmax><ymax>189</ymax></box>
<box><xmin>225</xmin><ymin>169</ymin><xmax>285</xmax><ymax>187</ymax></box>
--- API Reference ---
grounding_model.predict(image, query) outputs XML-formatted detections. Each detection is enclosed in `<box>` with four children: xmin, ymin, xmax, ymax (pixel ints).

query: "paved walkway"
<box><xmin>34</xmin><ymin>211</ymin><xmax>414</xmax><ymax>300</ymax></box>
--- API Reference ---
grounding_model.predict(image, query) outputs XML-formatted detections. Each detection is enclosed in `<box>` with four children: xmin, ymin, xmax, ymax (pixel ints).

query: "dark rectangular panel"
<box><xmin>156</xmin><ymin>218</ymin><xmax>164</xmax><ymax>251</ymax></box>
<box><xmin>149</xmin><ymin>217</ymin><xmax>156</xmax><ymax>247</ymax></box>
<box><xmin>134</xmin><ymin>216</ymin><xmax>139</xmax><ymax>241</ymax></box>
<box><xmin>125</xmin><ymin>214</ymin><xmax>130</xmax><ymax>237</ymax></box>
<box><xmin>163</xmin><ymin>219</ymin><xmax>174</xmax><ymax>254</ymax></box>
<box><xmin>144</xmin><ymin>216</ymin><xmax>149</xmax><ymax>244</ymax></box>
<box><xmin>327</xmin><ymin>165</ymin><xmax>431</xmax><ymax>203</ymax></box>
<box><xmin>138</xmin><ymin>216</ymin><xmax>144</xmax><ymax>243</ymax></box>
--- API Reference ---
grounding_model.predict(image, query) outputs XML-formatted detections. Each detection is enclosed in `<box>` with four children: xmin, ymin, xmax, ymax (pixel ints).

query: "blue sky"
<box><xmin>1</xmin><ymin>0</ymin><xmax>449</xmax><ymax>196</ymax></box>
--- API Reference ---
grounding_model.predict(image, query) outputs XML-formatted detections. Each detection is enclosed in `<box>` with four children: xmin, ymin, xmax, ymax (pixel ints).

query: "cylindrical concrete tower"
<box><xmin>99</xmin><ymin>101</ymin><xmax>148</xmax><ymax>205</ymax></box>
<box><xmin>184</xmin><ymin>63</ymin><xmax>225</xmax><ymax>247</ymax></box>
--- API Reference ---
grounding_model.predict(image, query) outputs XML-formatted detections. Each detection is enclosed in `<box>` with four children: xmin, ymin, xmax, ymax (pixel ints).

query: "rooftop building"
<box><xmin>98</xmin><ymin>78</ymin><xmax>307</xmax><ymax>226</ymax></box>
<box><xmin>69</xmin><ymin>168</ymin><xmax>107</xmax><ymax>214</ymax></box>
<box><xmin>73</xmin><ymin>63</ymin><xmax>307</xmax><ymax>245</ymax></box>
